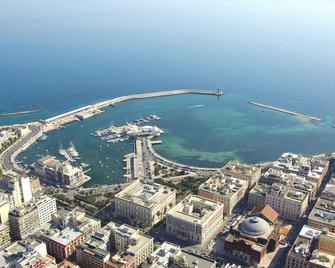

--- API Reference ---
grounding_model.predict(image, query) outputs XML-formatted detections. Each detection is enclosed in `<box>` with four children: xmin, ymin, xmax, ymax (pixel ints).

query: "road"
<box><xmin>0</xmin><ymin>124</ymin><xmax>42</xmax><ymax>172</ymax></box>
<box><xmin>141</xmin><ymin>138</ymin><xmax>154</xmax><ymax>180</ymax></box>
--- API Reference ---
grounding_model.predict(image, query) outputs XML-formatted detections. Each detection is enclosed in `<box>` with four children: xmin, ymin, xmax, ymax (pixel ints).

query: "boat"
<box><xmin>38</xmin><ymin>134</ymin><xmax>48</xmax><ymax>141</ymax></box>
<box><xmin>189</xmin><ymin>104</ymin><xmax>204</xmax><ymax>109</ymax></box>
<box><xmin>58</xmin><ymin>142</ymin><xmax>73</xmax><ymax>161</ymax></box>
<box><xmin>80</xmin><ymin>163</ymin><xmax>90</xmax><ymax>168</ymax></box>
<box><xmin>67</xmin><ymin>141</ymin><xmax>80</xmax><ymax>159</ymax></box>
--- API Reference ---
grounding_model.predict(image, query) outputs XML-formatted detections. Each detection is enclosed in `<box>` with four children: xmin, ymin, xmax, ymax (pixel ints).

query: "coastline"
<box><xmin>0</xmin><ymin>89</ymin><xmax>223</xmax><ymax>173</ymax></box>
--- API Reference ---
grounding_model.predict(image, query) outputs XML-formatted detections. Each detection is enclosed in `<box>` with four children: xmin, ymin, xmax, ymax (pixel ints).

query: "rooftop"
<box><xmin>222</xmin><ymin>160</ymin><xmax>260</xmax><ymax>176</ymax></box>
<box><xmin>308</xmin><ymin>198</ymin><xmax>335</xmax><ymax>227</ymax></box>
<box><xmin>289</xmin><ymin>225</ymin><xmax>322</xmax><ymax>261</ymax></box>
<box><xmin>199</xmin><ymin>175</ymin><xmax>247</xmax><ymax>198</ymax></box>
<box><xmin>321</xmin><ymin>183</ymin><xmax>335</xmax><ymax>201</ymax></box>
<box><xmin>170</xmin><ymin>250</ymin><xmax>216</xmax><ymax>268</ymax></box>
<box><xmin>250</xmin><ymin>204</ymin><xmax>279</xmax><ymax>224</ymax></box>
<box><xmin>148</xmin><ymin>241</ymin><xmax>180</xmax><ymax>267</ymax></box>
<box><xmin>115</xmin><ymin>180</ymin><xmax>175</xmax><ymax>208</ymax></box>
<box><xmin>272</xmin><ymin>153</ymin><xmax>328</xmax><ymax>181</ymax></box>
<box><xmin>166</xmin><ymin>195</ymin><xmax>223</xmax><ymax>225</ymax></box>
<box><xmin>40</xmin><ymin>227</ymin><xmax>83</xmax><ymax>246</ymax></box>
<box><xmin>0</xmin><ymin>240</ymin><xmax>52</xmax><ymax>268</ymax></box>
<box><xmin>240</xmin><ymin>216</ymin><xmax>270</xmax><ymax>237</ymax></box>
<box><xmin>250</xmin><ymin>183</ymin><xmax>308</xmax><ymax>202</ymax></box>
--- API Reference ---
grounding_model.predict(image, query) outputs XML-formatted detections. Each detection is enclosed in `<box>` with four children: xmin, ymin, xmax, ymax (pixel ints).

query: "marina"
<box><xmin>93</xmin><ymin>122</ymin><xmax>164</xmax><ymax>144</ymax></box>
<box><xmin>249</xmin><ymin>101</ymin><xmax>322</xmax><ymax>122</ymax></box>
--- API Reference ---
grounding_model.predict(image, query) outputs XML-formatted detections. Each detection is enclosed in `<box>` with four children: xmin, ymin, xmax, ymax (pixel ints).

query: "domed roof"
<box><xmin>240</xmin><ymin>216</ymin><xmax>270</xmax><ymax>236</ymax></box>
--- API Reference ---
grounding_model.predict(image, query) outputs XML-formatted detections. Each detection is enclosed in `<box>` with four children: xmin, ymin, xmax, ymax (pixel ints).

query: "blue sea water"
<box><xmin>1</xmin><ymin>0</ymin><xmax>335</xmax><ymax>184</ymax></box>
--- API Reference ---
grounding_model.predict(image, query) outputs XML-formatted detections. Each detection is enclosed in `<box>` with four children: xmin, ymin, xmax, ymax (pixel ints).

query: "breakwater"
<box><xmin>0</xmin><ymin>109</ymin><xmax>40</xmax><ymax>117</ymax></box>
<box><xmin>249</xmin><ymin>101</ymin><xmax>322</xmax><ymax>122</ymax></box>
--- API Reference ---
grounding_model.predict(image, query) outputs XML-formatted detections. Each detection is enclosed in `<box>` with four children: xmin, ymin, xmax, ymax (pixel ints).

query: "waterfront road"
<box><xmin>0</xmin><ymin>124</ymin><xmax>42</xmax><ymax>172</ymax></box>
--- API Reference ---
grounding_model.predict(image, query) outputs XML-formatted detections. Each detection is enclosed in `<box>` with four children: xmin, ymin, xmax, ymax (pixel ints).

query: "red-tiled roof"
<box><xmin>250</xmin><ymin>204</ymin><xmax>279</xmax><ymax>224</ymax></box>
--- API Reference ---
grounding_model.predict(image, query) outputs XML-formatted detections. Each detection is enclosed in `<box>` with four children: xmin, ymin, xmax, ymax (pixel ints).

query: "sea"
<box><xmin>1</xmin><ymin>0</ymin><xmax>335</xmax><ymax>185</ymax></box>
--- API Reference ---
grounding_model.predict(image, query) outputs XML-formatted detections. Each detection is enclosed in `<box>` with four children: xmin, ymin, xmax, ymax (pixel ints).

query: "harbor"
<box><xmin>0</xmin><ymin>89</ymin><xmax>223</xmax><ymax>173</ymax></box>
<box><xmin>249</xmin><ymin>101</ymin><xmax>322</xmax><ymax>122</ymax></box>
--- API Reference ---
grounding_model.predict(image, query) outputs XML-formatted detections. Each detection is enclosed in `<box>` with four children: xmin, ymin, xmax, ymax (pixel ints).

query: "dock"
<box><xmin>249</xmin><ymin>101</ymin><xmax>322</xmax><ymax>122</ymax></box>
<box><xmin>0</xmin><ymin>109</ymin><xmax>40</xmax><ymax>117</ymax></box>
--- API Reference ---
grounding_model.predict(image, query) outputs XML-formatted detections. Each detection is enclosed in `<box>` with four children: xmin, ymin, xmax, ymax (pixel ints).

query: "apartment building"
<box><xmin>248</xmin><ymin>183</ymin><xmax>309</xmax><ymax>223</ymax></box>
<box><xmin>0</xmin><ymin>199</ymin><xmax>9</xmax><ymax>224</ymax></box>
<box><xmin>9</xmin><ymin>203</ymin><xmax>40</xmax><ymax>240</ymax></box>
<box><xmin>0</xmin><ymin>224</ymin><xmax>10</xmax><ymax>249</ymax></box>
<box><xmin>308</xmin><ymin>198</ymin><xmax>335</xmax><ymax>232</ymax></box>
<box><xmin>111</xmin><ymin>224</ymin><xmax>154</xmax><ymax>267</ymax></box>
<box><xmin>39</xmin><ymin>227</ymin><xmax>85</xmax><ymax>260</ymax></box>
<box><xmin>272</xmin><ymin>153</ymin><xmax>329</xmax><ymax>188</ymax></box>
<box><xmin>222</xmin><ymin>160</ymin><xmax>261</xmax><ymax>188</ymax></box>
<box><xmin>286</xmin><ymin>225</ymin><xmax>335</xmax><ymax>268</ymax></box>
<box><xmin>36</xmin><ymin>195</ymin><xmax>57</xmax><ymax>226</ymax></box>
<box><xmin>199</xmin><ymin>174</ymin><xmax>248</xmax><ymax>214</ymax></box>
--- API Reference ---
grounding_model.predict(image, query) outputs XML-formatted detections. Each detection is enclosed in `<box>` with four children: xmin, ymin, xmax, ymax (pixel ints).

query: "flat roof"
<box><xmin>41</xmin><ymin>227</ymin><xmax>83</xmax><ymax>246</ymax></box>
<box><xmin>199</xmin><ymin>175</ymin><xmax>247</xmax><ymax>198</ymax></box>
<box><xmin>166</xmin><ymin>195</ymin><xmax>223</xmax><ymax>225</ymax></box>
<box><xmin>308</xmin><ymin>198</ymin><xmax>335</xmax><ymax>227</ymax></box>
<box><xmin>115</xmin><ymin>180</ymin><xmax>175</xmax><ymax>208</ymax></box>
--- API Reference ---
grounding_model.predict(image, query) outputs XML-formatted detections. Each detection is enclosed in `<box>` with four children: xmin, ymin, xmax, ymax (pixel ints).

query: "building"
<box><xmin>115</xmin><ymin>180</ymin><xmax>176</xmax><ymax>227</ymax></box>
<box><xmin>7</xmin><ymin>176</ymin><xmax>23</xmax><ymax>208</ymax></box>
<box><xmin>104</xmin><ymin>254</ymin><xmax>136</xmax><ymax>268</ymax></box>
<box><xmin>308</xmin><ymin>198</ymin><xmax>335</xmax><ymax>232</ymax></box>
<box><xmin>8</xmin><ymin>195</ymin><xmax>57</xmax><ymax>240</ymax></box>
<box><xmin>286</xmin><ymin>225</ymin><xmax>335</xmax><ymax>268</ymax></box>
<box><xmin>30</xmin><ymin>177</ymin><xmax>42</xmax><ymax>195</ymax></box>
<box><xmin>166</xmin><ymin>195</ymin><xmax>224</xmax><ymax>244</ymax></box>
<box><xmin>272</xmin><ymin>153</ymin><xmax>329</xmax><ymax>188</ymax></box>
<box><xmin>34</xmin><ymin>155</ymin><xmax>90</xmax><ymax>188</ymax></box>
<box><xmin>75</xmin><ymin>221</ymin><xmax>137</xmax><ymax>268</ymax></box>
<box><xmin>0</xmin><ymin>224</ymin><xmax>10</xmax><ymax>249</ymax></box>
<box><xmin>9</xmin><ymin>203</ymin><xmax>40</xmax><ymax>240</ymax></box>
<box><xmin>264</xmin><ymin>168</ymin><xmax>318</xmax><ymax>200</ymax></box>
<box><xmin>146</xmin><ymin>241</ymin><xmax>181</xmax><ymax>267</ymax></box>
<box><xmin>168</xmin><ymin>250</ymin><xmax>216</xmax><ymax>268</ymax></box>
<box><xmin>57</xmin><ymin>260</ymin><xmax>80</xmax><ymax>268</ymax></box>
<box><xmin>111</xmin><ymin>223</ymin><xmax>154</xmax><ymax>267</ymax></box>
<box><xmin>222</xmin><ymin>160</ymin><xmax>261</xmax><ymax>188</ymax></box>
<box><xmin>0</xmin><ymin>199</ymin><xmax>9</xmax><ymax>224</ymax></box>
<box><xmin>223</xmin><ymin>205</ymin><xmax>281</xmax><ymax>264</ymax></box>
<box><xmin>76</xmin><ymin>239</ymin><xmax>111</xmax><ymax>268</ymax></box>
<box><xmin>20</xmin><ymin>175</ymin><xmax>33</xmax><ymax>203</ymax></box>
<box><xmin>320</xmin><ymin>183</ymin><xmax>335</xmax><ymax>201</ymax></box>
<box><xmin>198</xmin><ymin>174</ymin><xmax>248</xmax><ymax>214</ymax></box>
<box><xmin>0</xmin><ymin>239</ymin><xmax>56</xmax><ymax>268</ymax></box>
<box><xmin>38</xmin><ymin>227</ymin><xmax>85</xmax><ymax>260</ymax></box>
<box><xmin>36</xmin><ymin>195</ymin><xmax>57</xmax><ymax>226</ymax></box>
<box><xmin>51</xmin><ymin>208</ymin><xmax>101</xmax><ymax>239</ymax></box>
<box><xmin>248</xmin><ymin>183</ymin><xmax>309</xmax><ymax>223</ymax></box>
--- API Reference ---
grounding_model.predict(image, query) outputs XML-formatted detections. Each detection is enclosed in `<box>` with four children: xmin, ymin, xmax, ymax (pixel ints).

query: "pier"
<box><xmin>249</xmin><ymin>101</ymin><xmax>322</xmax><ymax>122</ymax></box>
